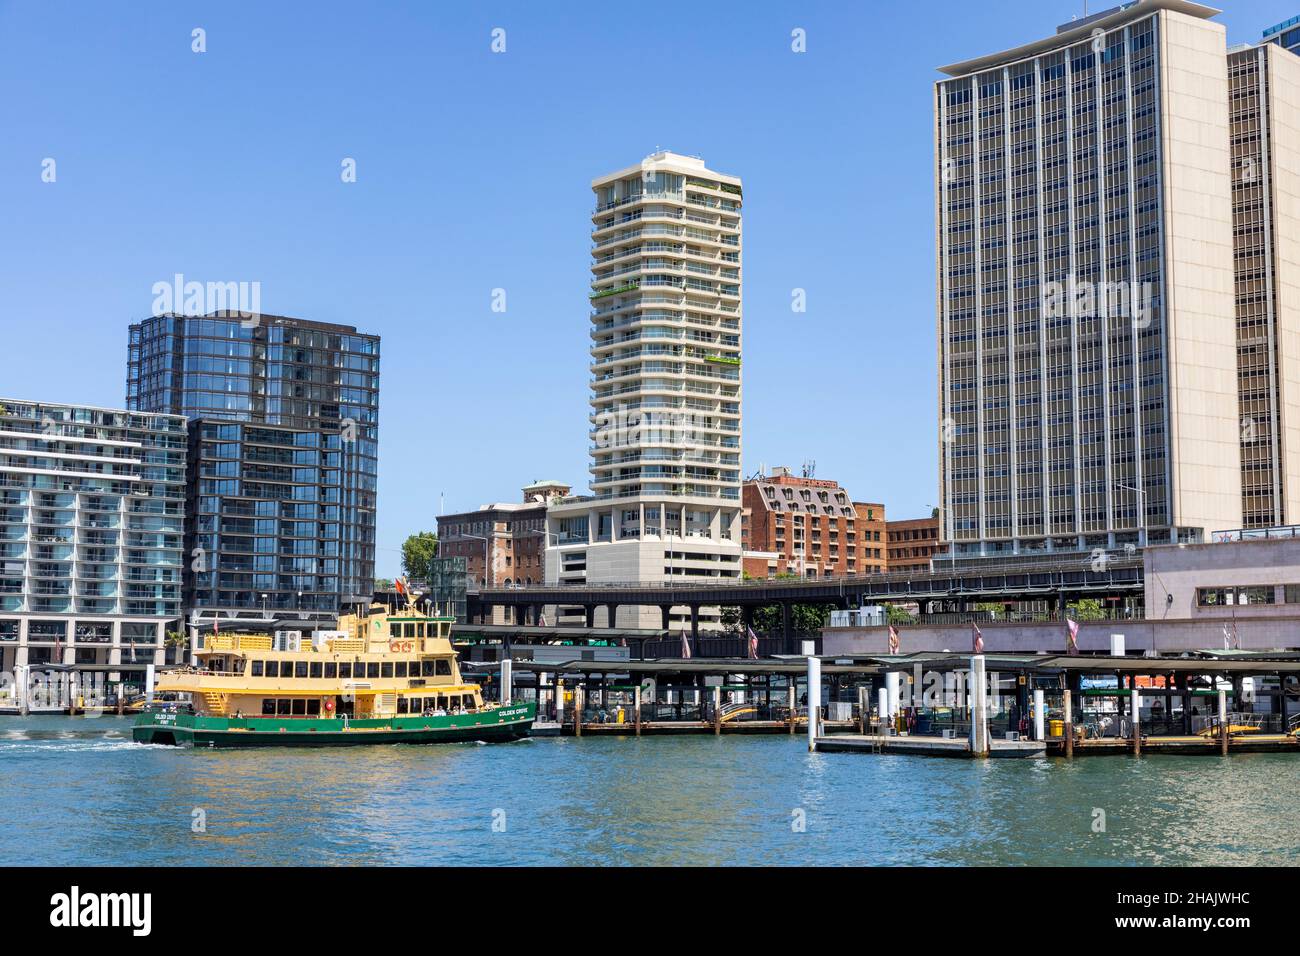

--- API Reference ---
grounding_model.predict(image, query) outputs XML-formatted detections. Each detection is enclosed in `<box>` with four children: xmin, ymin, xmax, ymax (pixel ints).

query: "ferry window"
<box><xmin>404</xmin><ymin>623</ymin><xmax>417</xmax><ymax>638</ymax></box>
<box><xmin>262</xmin><ymin>699</ymin><xmax>276</xmax><ymax>715</ymax></box>
<box><xmin>367</xmin><ymin>662</ymin><xmax>380</xmax><ymax>679</ymax></box>
<box><xmin>324</xmin><ymin>662</ymin><xmax>337</xmax><ymax>679</ymax></box>
<box><xmin>381</xmin><ymin>662</ymin><xmax>394</xmax><ymax>678</ymax></box>
<box><xmin>462</xmin><ymin>695</ymin><xmax>474</xmax><ymax>710</ymax></box>
<box><xmin>310</xmin><ymin>662</ymin><xmax>323</xmax><ymax>678</ymax></box>
<box><xmin>436</xmin><ymin>660</ymin><xmax>452</xmax><ymax>676</ymax></box>
<box><xmin>306</xmin><ymin>700</ymin><xmax>321</xmax><ymax>716</ymax></box>
<box><xmin>395</xmin><ymin>662</ymin><xmax>408</xmax><ymax>678</ymax></box>
<box><xmin>291</xmin><ymin>699</ymin><xmax>307</xmax><ymax>716</ymax></box>
<box><xmin>417</xmin><ymin>623</ymin><xmax>426</xmax><ymax>638</ymax></box>
<box><xmin>276</xmin><ymin>699</ymin><xmax>291</xmax><ymax>715</ymax></box>
<box><xmin>390</xmin><ymin>623</ymin><xmax>401</xmax><ymax>638</ymax></box>
<box><xmin>295</xmin><ymin>662</ymin><xmax>308</xmax><ymax>678</ymax></box>
<box><xmin>266</xmin><ymin>661</ymin><xmax>280</xmax><ymax>678</ymax></box>
<box><xmin>421</xmin><ymin>660</ymin><xmax>435</xmax><ymax>677</ymax></box>
<box><xmin>338</xmin><ymin>662</ymin><xmax>352</xmax><ymax>679</ymax></box>
<box><xmin>397</xmin><ymin>697</ymin><xmax>408</xmax><ymax>714</ymax></box>
<box><xmin>251</xmin><ymin>660</ymin><xmax>264</xmax><ymax>677</ymax></box>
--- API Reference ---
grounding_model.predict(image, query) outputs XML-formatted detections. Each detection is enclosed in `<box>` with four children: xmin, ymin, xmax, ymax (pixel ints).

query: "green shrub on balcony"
<box><xmin>590</xmin><ymin>283</ymin><xmax>639</xmax><ymax>299</ymax></box>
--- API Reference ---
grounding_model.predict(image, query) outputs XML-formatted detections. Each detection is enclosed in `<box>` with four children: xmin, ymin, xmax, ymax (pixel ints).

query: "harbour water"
<box><xmin>4</xmin><ymin>716</ymin><xmax>1297</xmax><ymax>867</ymax></box>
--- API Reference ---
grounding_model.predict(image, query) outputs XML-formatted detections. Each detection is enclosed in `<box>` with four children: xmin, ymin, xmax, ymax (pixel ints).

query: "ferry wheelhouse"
<box><xmin>132</xmin><ymin>603</ymin><xmax>534</xmax><ymax>747</ymax></box>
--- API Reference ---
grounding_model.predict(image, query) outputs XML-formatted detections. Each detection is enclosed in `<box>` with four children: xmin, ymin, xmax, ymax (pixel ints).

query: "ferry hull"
<box><xmin>132</xmin><ymin>704</ymin><xmax>535</xmax><ymax>748</ymax></box>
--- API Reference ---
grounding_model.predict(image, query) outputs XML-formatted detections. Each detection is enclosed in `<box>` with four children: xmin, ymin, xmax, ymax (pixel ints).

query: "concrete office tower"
<box><xmin>127</xmin><ymin>313</ymin><xmax>380</xmax><ymax>627</ymax></box>
<box><xmin>0</xmin><ymin>399</ymin><xmax>187</xmax><ymax>691</ymax></box>
<box><xmin>546</xmin><ymin>152</ymin><xmax>743</xmax><ymax>628</ymax></box>
<box><xmin>1228</xmin><ymin>40</ymin><xmax>1300</xmax><ymax>527</ymax></box>
<box><xmin>935</xmin><ymin>0</ymin><xmax>1242</xmax><ymax>558</ymax></box>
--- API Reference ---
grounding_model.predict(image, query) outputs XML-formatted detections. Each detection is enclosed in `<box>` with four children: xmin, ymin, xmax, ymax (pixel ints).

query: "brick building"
<box><xmin>741</xmin><ymin>468</ymin><xmax>886</xmax><ymax>578</ymax></box>
<box><xmin>437</xmin><ymin>482</ymin><xmax>570</xmax><ymax>624</ymax></box>
<box><xmin>886</xmin><ymin>515</ymin><xmax>942</xmax><ymax>572</ymax></box>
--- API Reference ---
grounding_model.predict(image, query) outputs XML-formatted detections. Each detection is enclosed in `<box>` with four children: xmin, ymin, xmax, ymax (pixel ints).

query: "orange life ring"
<box><xmin>325</xmin><ymin>698</ymin><xmax>335</xmax><ymax>712</ymax></box>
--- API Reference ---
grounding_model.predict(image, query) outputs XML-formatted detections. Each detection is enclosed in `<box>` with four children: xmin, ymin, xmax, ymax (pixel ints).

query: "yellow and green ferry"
<box><xmin>132</xmin><ymin>602</ymin><xmax>534</xmax><ymax>747</ymax></box>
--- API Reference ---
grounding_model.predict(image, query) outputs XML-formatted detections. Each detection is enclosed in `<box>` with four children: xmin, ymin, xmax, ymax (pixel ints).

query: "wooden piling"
<box><xmin>1064</xmin><ymin>688</ymin><xmax>1074</xmax><ymax>759</ymax></box>
<box><xmin>574</xmin><ymin>686</ymin><xmax>583</xmax><ymax>738</ymax></box>
<box><xmin>712</xmin><ymin>686</ymin><xmax>721</xmax><ymax>736</ymax></box>
<box><xmin>857</xmin><ymin>686</ymin><xmax>867</xmax><ymax>735</ymax></box>
<box><xmin>788</xmin><ymin>684</ymin><xmax>796</xmax><ymax>735</ymax></box>
<box><xmin>634</xmin><ymin>685</ymin><xmax>642</xmax><ymax>737</ymax></box>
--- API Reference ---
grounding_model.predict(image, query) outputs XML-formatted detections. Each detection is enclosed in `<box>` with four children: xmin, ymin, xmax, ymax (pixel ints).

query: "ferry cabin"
<box><xmin>175</xmin><ymin>611</ymin><xmax>487</xmax><ymax>720</ymax></box>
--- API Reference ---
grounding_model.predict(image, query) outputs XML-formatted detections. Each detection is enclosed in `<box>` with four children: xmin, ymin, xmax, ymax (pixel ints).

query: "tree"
<box><xmin>885</xmin><ymin>603</ymin><xmax>917</xmax><ymax>626</ymax></box>
<box><xmin>374</xmin><ymin>577</ymin><xmax>394</xmax><ymax>591</ymax></box>
<box><xmin>721</xmin><ymin>573</ymin><xmax>836</xmax><ymax>636</ymax></box>
<box><xmin>1067</xmin><ymin>598</ymin><xmax>1106</xmax><ymax>621</ymax></box>
<box><xmin>400</xmin><ymin>532</ymin><xmax>438</xmax><ymax>583</ymax></box>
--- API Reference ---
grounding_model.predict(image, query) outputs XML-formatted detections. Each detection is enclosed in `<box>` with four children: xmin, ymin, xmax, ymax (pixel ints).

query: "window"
<box><xmin>309</xmin><ymin>662</ymin><xmax>323</xmax><ymax>678</ymax></box>
<box><xmin>1286</xmin><ymin>585</ymin><xmax>1300</xmax><ymax>604</ymax></box>
<box><xmin>261</xmin><ymin>699</ymin><xmax>276</xmax><ymax>715</ymax></box>
<box><xmin>295</xmin><ymin>661</ymin><xmax>308</xmax><ymax>678</ymax></box>
<box><xmin>291</xmin><ymin>698</ymin><xmax>307</xmax><ymax>716</ymax></box>
<box><xmin>1196</xmin><ymin>587</ymin><xmax>1232</xmax><ymax>607</ymax></box>
<box><xmin>436</xmin><ymin>660</ymin><xmax>452</xmax><ymax>676</ymax></box>
<box><xmin>1238</xmin><ymin>586</ymin><xmax>1275</xmax><ymax>605</ymax></box>
<box><xmin>395</xmin><ymin>662</ymin><xmax>408</xmax><ymax>678</ymax></box>
<box><xmin>381</xmin><ymin>662</ymin><xmax>393</xmax><ymax>678</ymax></box>
<box><xmin>367</xmin><ymin>662</ymin><xmax>379</xmax><ymax>679</ymax></box>
<box><xmin>276</xmin><ymin>699</ymin><xmax>291</xmax><ymax>715</ymax></box>
<box><xmin>251</xmin><ymin>660</ymin><xmax>264</xmax><ymax>677</ymax></box>
<box><xmin>338</xmin><ymin>662</ymin><xmax>352</xmax><ymax>679</ymax></box>
<box><xmin>397</xmin><ymin>697</ymin><xmax>409</xmax><ymax>714</ymax></box>
<box><xmin>404</xmin><ymin>623</ymin><xmax>417</xmax><ymax>638</ymax></box>
<box><xmin>1199</xmin><ymin>586</ymin><xmax>1276</xmax><ymax>607</ymax></box>
<box><xmin>390</xmin><ymin>623</ymin><xmax>401</xmax><ymax>638</ymax></box>
<box><xmin>422</xmin><ymin>660</ymin><xmax>435</xmax><ymax>676</ymax></box>
<box><xmin>306</xmin><ymin>699</ymin><xmax>321</xmax><ymax>716</ymax></box>
<box><xmin>266</xmin><ymin>661</ymin><xmax>280</xmax><ymax>678</ymax></box>
<box><xmin>324</xmin><ymin>662</ymin><xmax>337</xmax><ymax>679</ymax></box>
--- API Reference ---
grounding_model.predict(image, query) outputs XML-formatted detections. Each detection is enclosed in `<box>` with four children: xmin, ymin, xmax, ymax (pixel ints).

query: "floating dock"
<box><xmin>815</xmin><ymin>733</ymin><xmax>1045</xmax><ymax>758</ymax></box>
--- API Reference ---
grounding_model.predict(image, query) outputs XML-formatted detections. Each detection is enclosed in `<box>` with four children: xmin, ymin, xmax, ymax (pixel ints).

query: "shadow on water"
<box><xmin>2</xmin><ymin>717</ymin><xmax>1296</xmax><ymax>866</ymax></box>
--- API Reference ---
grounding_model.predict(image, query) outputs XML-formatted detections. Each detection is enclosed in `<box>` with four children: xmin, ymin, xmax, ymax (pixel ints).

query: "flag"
<box><xmin>681</xmin><ymin>629</ymin><xmax>692</xmax><ymax>660</ymax></box>
<box><xmin>747</xmin><ymin>626</ymin><xmax>759</xmax><ymax>660</ymax></box>
<box><xmin>1066</xmin><ymin>617</ymin><xmax>1079</xmax><ymax>656</ymax></box>
<box><xmin>887</xmin><ymin>624</ymin><xmax>900</xmax><ymax>655</ymax></box>
<box><xmin>972</xmin><ymin>622</ymin><xmax>984</xmax><ymax>655</ymax></box>
<box><xmin>1222</xmin><ymin>622</ymin><xmax>1231</xmax><ymax>651</ymax></box>
<box><xmin>395</xmin><ymin>577</ymin><xmax>409</xmax><ymax>599</ymax></box>
<box><xmin>1223</xmin><ymin>620</ymin><xmax>1239</xmax><ymax>651</ymax></box>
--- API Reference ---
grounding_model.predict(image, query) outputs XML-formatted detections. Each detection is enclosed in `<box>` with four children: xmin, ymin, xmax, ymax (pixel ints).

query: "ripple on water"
<box><xmin>1</xmin><ymin>717</ymin><xmax>1297</xmax><ymax>866</ymax></box>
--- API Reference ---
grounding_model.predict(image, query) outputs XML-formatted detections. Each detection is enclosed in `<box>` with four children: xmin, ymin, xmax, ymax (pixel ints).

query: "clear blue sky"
<box><xmin>1</xmin><ymin>0</ymin><xmax>1292</xmax><ymax>577</ymax></box>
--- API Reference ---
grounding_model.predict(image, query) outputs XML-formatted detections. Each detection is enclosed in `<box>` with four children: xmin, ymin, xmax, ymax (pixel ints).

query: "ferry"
<box><xmin>132</xmin><ymin>601</ymin><xmax>534</xmax><ymax>747</ymax></box>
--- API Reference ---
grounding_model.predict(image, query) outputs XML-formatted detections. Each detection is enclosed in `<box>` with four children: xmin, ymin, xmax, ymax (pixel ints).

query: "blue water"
<box><xmin>3</xmin><ymin>716</ymin><xmax>1297</xmax><ymax>866</ymax></box>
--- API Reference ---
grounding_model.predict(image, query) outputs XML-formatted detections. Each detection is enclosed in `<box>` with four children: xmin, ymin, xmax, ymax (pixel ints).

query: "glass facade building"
<box><xmin>126</xmin><ymin>313</ymin><xmax>380</xmax><ymax>625</ymax></box>
<box><xmin>0</xmin><ymin>398</ymin><xmax>186</xmax><ymax>683</ymax></box>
